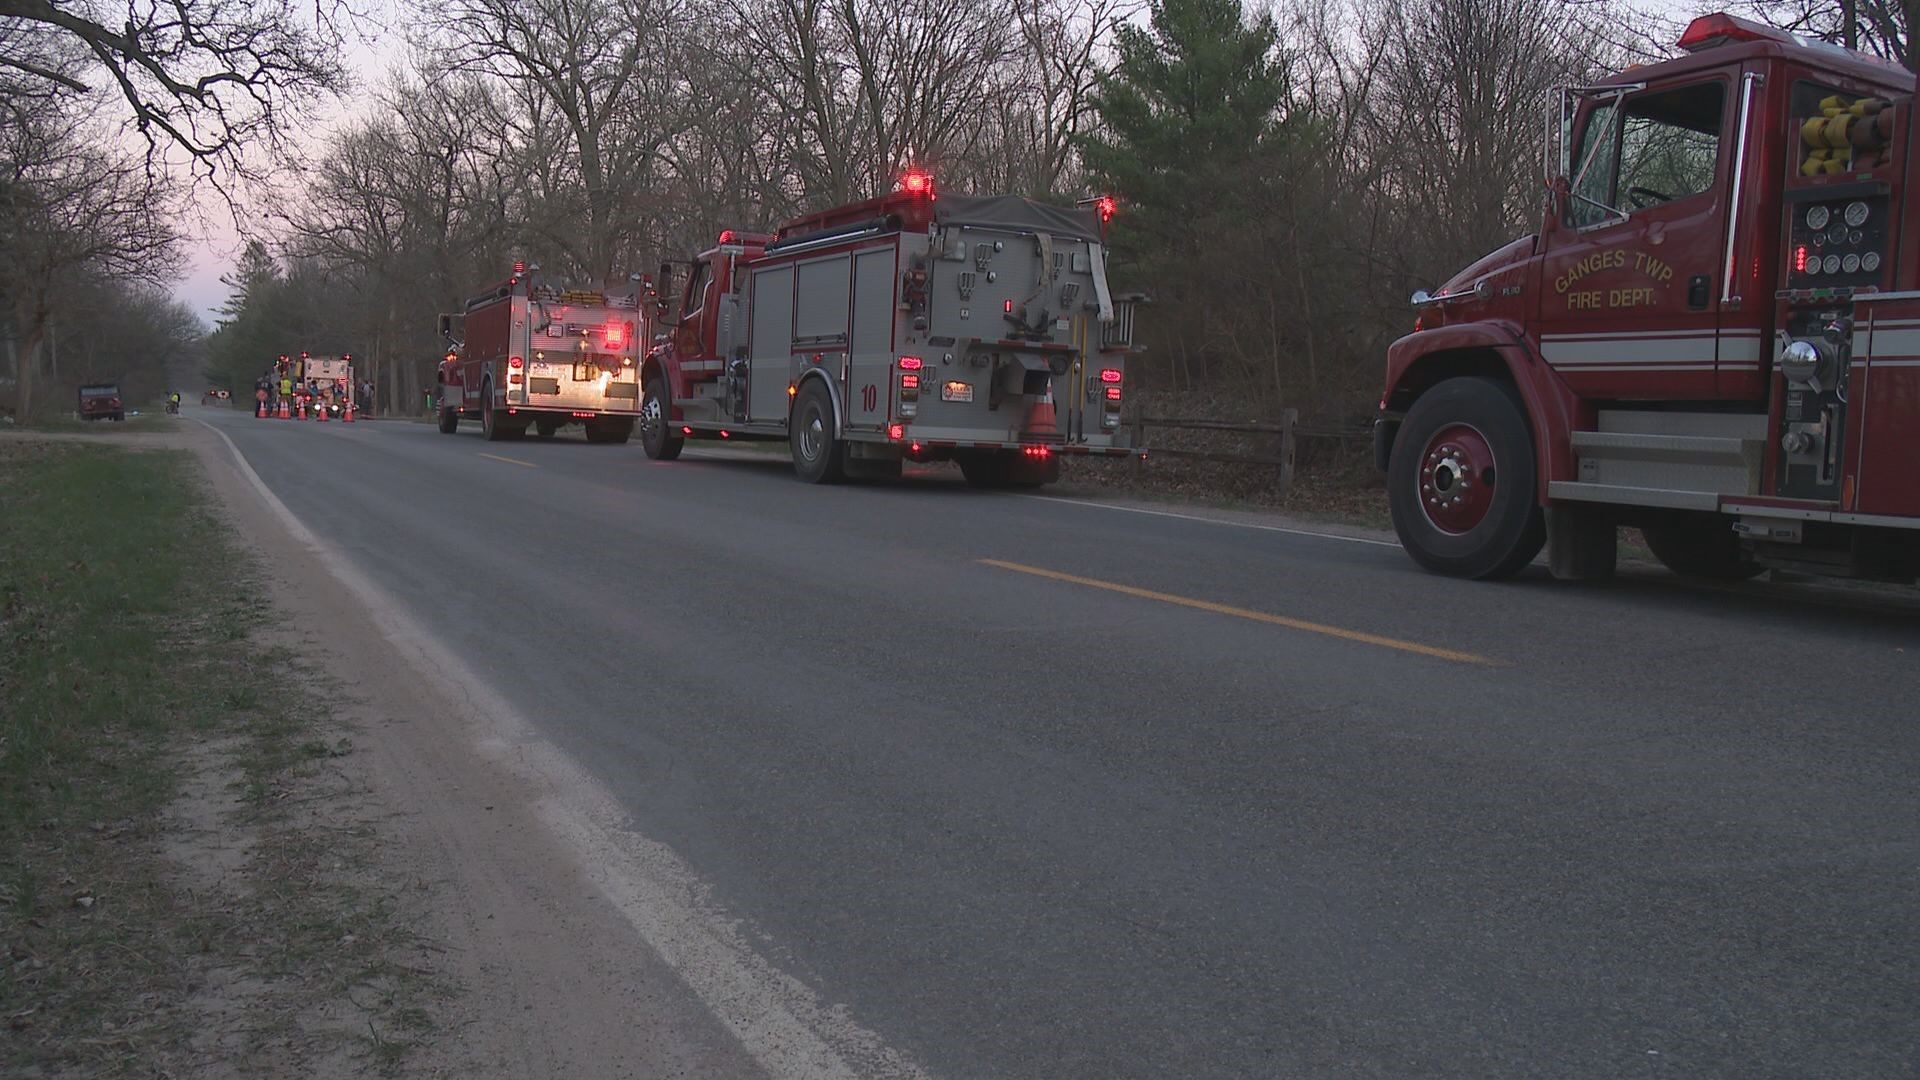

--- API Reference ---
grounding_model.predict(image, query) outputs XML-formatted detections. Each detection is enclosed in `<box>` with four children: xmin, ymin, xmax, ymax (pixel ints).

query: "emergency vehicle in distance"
<box><xmin>77</xmin><ymin>383</ymin><xmax>124</xmax><ymax>421</ymax></box>
<box><xmin>1376</xmin><ymin>13</ymin><xmax>1920</xmax><ymax>584</ymax></box>
<box><xmin>638</xmin><ymin>173</ymin><xmax>1144</xmax><ymax>486</ymax></box>
<box><xmin>437</xmin><ymin>268</ymin><xmax>643</xmax><ymax>443</ymax></box>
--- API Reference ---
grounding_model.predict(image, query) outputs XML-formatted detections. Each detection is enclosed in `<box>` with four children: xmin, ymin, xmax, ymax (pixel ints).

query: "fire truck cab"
<box><xmin>1376</xmin><ymin>13</ymin><xmax>1920</xmax><ymax>583</ymax></box>
<box><xmin>438</xmin><ymin>268</ymin><xmax>647</xmax><ymax>443</ymax></box>
<box><xmin>638</xmin><ymin>176</ymin><xmax>1144</xmax><ymax>485</ymax></box>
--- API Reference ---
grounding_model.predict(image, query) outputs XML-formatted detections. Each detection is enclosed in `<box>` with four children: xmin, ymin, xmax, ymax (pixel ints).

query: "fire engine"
<box><xmin>1376</xmin><ymin>13</ymin><xmax>1920</xmax><ymax>584</ymax></box>
<box><xmin>637</xmin><ymin>174</ymin><xmax>1143</xmax><ymax>484</ymax></box>
<box><xmin>437</xmin><ymin>267</ymin><xmax>644</xmax><ymax>442</ymax></box>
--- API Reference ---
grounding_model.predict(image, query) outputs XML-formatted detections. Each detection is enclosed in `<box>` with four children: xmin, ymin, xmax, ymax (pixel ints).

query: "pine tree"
<box><xmin>1078</xmin><ymin>0</ymin><xmax>1293</xmax><ymax>258</ymax></box>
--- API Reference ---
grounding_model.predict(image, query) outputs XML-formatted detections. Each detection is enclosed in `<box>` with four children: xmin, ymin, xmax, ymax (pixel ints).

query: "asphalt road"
<box><xmin>197</xmin><ymin>404</ymin><xmax>1919</xmax><ymax>1079</ymax></box>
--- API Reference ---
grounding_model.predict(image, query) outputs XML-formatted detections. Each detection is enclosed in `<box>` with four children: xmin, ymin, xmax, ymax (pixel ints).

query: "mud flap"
<box><xmin>1548</xmin><ymin>503</ymin><xmax>1617</xmax><ymax>581</ymax></box>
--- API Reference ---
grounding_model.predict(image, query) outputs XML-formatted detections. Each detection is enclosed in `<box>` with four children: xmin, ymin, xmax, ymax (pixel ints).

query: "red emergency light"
<box><xmin>1794</xmin><ymin>245</ymin><xmax>1809</xmax><ymax>272</ymax></box>
<box><xmin>604</xmin><ymin>322</ymin><xmax>625</xmax><ymax>347</ymax></box>
<box><xmin>1099</xmin><ymin>368</ymin><xmax>1122</xmax><ymax>383</ymax></box>
<box><xmin>888</xmin><ymin>423</ymin><xmax>905</xmax><ymax>440</ymax></box>
<box><xmin>898</xmin><ymin>356</ymin><xmax>924</xmax><ymax>370</ymax></box>
<box><xmin>899</xmin><ymin>170</ymin><xmax>934</xmax><ymax>198</ymax></box>
<box><xmin>1677</xmin><ymin>13</ymin><xmax>1796</xmax><ymax>52</ymax></box>
<box><xmin>513</xmin><ymin>260</ymin><xmax>526</xmax><ymax>274</ymax></box>
<box><xmin>509</xmin><ymin>356</ymin><xmax>524</xmax><ymax>369</ymax></box>
<box><xmin>718</xmin><ymin>230</ymin><xmax>736</xmax><ymax>244</ymax></box>
<box><xmin>901</xmin><ymin>373</ymin><xmax>920</xmax><ymax>389</ymax></box>
<box><xmin>1096</xmin><ymin>195</ymin><xmax>1117</xmax><ymax>224</ymax></box>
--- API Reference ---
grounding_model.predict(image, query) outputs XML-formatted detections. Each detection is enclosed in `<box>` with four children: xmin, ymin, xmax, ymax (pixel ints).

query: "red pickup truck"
<box><xmin>78</xmin><ymin>384</ymin><xmax>124</xmax><ymax>422</ymax></box>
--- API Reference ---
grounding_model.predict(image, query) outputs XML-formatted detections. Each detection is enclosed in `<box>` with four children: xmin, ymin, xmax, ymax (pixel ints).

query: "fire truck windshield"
<box><xmin>1570</xmin><ymin>82</ymin><xmax>1726</xmax><ymax>227</ymax></box>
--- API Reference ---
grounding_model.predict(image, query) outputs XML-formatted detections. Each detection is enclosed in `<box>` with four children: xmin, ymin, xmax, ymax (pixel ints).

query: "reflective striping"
<box><xmin>979</xmin><ymin>559</ymin><xmax>1500</xmax><ymax>665</ymax></box>
<box><xmin>1543</xmin><ymin>330</ymin><xmax>1764</xmax><ymax>369</ymax></box>
<box><xmin>1863</xmin><ymin>327</ymin><xmax>1920</xmax><ymax>359</ymax></box>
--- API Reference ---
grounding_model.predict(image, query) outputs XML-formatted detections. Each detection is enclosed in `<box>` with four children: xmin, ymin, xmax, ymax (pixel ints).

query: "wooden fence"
<box><xmin>1126</xmin><ymin>411</ymin><xmax>1370</xmax><ymax>495</ymax></box>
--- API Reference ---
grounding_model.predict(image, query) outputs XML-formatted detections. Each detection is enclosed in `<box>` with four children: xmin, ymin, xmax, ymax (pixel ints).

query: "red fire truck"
<box><xmin>1376</xmin><ymin>13</ymin><xmax>1920</xmax><ymax>584</ymax></box>
<box><xmin>637</xmin><ymin>174</ymin><xmax>1142</xmax><ymax>485</ymax></box>
<box><xmin>437</xmin><ymin>268</ymin><xmax>645</xmax><ymax>442</ymax></box>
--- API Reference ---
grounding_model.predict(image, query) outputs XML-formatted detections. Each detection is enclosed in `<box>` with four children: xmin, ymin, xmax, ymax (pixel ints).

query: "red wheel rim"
<box><xmin>1417</xmin><ymin>423</ymin><xmax>1497</xmax><ymax>535</ymax></box>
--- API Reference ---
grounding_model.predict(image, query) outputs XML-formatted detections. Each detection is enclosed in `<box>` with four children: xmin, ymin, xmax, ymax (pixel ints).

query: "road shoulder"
<box><xmin>184</xmin><ymin>423</ymin><xmax>767</xmax><ymax>1077</ymax></box>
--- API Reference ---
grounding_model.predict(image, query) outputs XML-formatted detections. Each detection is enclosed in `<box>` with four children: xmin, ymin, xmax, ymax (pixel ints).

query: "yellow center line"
<box><xmin>478</xmin><ymin>452</ymin><xmax>538</xmax><ymax>468</ymax></box>
<box><xmin>979</xmin><ymin>559</ymin><xmax>1502</xmax><ymax>666</ymax></box>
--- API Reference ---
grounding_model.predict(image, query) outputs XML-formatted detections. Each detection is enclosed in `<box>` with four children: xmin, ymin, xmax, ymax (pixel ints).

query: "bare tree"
<box><xmin>0</xmin><ymin>109</ymin><xmax>182</xmax><ymax>419</ymax></box>
<box><xmin>0</xmin><ymin>0</ymin><xmax>348</xmax><ymax>176</ymax></box>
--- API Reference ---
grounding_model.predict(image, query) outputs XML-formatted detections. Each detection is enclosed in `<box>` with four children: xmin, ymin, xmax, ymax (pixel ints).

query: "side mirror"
<box><xmin>438</xmin><ymin>313</ymin><xmax>464</xmax><ymax>344</ymax></box>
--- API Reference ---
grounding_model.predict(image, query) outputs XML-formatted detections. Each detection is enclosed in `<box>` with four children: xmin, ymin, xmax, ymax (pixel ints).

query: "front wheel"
<box><xmin>789</xmin><ymin>381</ymin><xmax>844</xmax><ymax>484</ymax></box>
<box><xmin>1642</xmin><ymin>519</ymin><xmax>1763</xmax><ymax>580</ymax></box>
<box><xmin>639</xmin><ymin>375</ymin><xmax>683</xmax><ymax>460</ymax></box>
<box><xmin>437</xmin><ymin>402</ymin><xmax>459</xmax><ymax>434</ymax></box>
<box><xmin>1387</xmin><ymin>377</ymin><xmax>1546</xmax><ymax>580</ymax></box>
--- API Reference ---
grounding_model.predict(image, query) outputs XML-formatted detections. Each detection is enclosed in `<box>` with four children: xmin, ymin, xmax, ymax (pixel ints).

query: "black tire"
<box><xmin>1387</xmin><ymin>376</ymin><xmax>1546</xmax><ymax>580</ymax></box>
<box><xmin>789</xmin><ymin>381</ymin><xmax>845</xmax><ymax>484</ymax></box>
<box><xmin>437</xmin><ymin>403</ymin><xmax>459</xmax><ymax>434</ymax></box>
<box><xmin>639</xmin><ymin>374</ymin><xmax>683</xmax><ymax>461</ymax></box>
<box><xmin>535</xmin><ymin>418</ymin><xmax>560</xmax><ymax>440</ymax></box>
<box><xmin>585</xmin><ymin>418</ymin><xmax>634</xmax><ymax>445</ymax></box>
<box><xmin>1642</xmin><ymin>519</ymin><xmax>1764</xmax><ymax>580</ymax></box>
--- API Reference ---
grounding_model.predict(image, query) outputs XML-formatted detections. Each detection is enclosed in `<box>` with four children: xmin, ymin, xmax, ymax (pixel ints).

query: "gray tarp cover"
<box><xmin>934</xmin><ymin>195</ymin><xmax>1101</xmax><ymax>243</ymax></box>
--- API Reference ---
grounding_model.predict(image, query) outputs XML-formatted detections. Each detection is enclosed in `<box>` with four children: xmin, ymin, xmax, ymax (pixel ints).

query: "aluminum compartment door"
<box><xmin>846</xmin><ymin>248</ymin><xmax>898</xmax><ymax>432</ymax></box>
<box><xmin>748</xmin><ymin>266</ymin><xmax>795</xmax><ymax>422</ymax></box>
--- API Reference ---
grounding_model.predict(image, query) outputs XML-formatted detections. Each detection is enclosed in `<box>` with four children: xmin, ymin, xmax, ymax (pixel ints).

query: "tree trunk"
<box><xmin>12</xmin><ymin>292</ymin><xmax>46</xmax><ymax>422</ymax></box>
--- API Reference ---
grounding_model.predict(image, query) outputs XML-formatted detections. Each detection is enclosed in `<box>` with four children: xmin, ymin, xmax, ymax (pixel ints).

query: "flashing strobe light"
<box><xmin>719</xmin><ymin>230</ymin><xmax>736</xmax><ymax>244</ymax></box>
<box><xmin>900</xmin><ymin>170</ymin><xmax>934</xmax><ymax>196</ymax></box>
<box><xmin>445</xmin><ymin>351</ymin><xmax>458</xmax><ymax>364</ymax></box>
<box><xmin>898</xmin><ymin>356</ymin><xmax>924</xmax><ymax>370</ymax></box>
<box><xmin>1096</xmin><ymin>195</ymin><xmax>1117</xmax><ymax>224</ymax></box>
<box><xmin>888</xmin><ymin>423</ymin><xmax>905</xmax><ymax>440</ymax></box>
<box><xmin>1794</xmin><ymin>245</ymin><xmax>1809</xmax><ymax>273</ymax></box>
<box><xmin>513</xmin><ymin>260</ymin><xmax>526</xmax><ymax>274</ymax></box>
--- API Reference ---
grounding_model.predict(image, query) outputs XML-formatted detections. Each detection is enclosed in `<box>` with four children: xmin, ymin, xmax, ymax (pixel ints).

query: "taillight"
<box><xmin>509</xmin><ymin>356</ymin><xmax>524</xmax><ymax>369</ymax></box>
<box><xmin>900</xmin><ymin>373</ymin><xmax>920</xmax><ymax>390</ymax></box>
<box><xmin>604</xmin><ymin>322</ymin><xmax>625</xmax><ymax>347</ymax></box>
<box><xmin>898</xmin><ymin>356</ymin><xmax>923</xmax><ymax>370</ymax></box>
<box><xmin>1105</xmin><ymin>387</ymin><xmax>1122</xmax><ymax>400</ymax></box>
<box><xmin>509</xmin><ymin>373</ymin><xmax>523</xmax><ymax>385</ymax></box>
<box><xmin>1101</xmin><ymin>371</ymin><xmax>1122</xmax><ymax>430</ymax></box>
<box><xmin>888</xmin><ymin>423</ymin><xmax>905</xmax><ymax>440</ymax></box>
<box><xmin>1099</xmin><ymin>368</ymin><xmax>1121</xmax><ymax>384</ymax></box>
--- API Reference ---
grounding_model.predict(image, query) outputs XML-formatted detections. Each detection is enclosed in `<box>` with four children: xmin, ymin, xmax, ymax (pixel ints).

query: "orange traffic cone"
<box><xmin>343</xmin><ymin>402</ymin><xmax>355</xmax><ymax>423</ymax></box>
<box><xmin>277</xmin><ymin>399</ymin><xmax>289</xmax><ymax>419</ymax></box>
<box><xmin>317</xmin><ymin>403</ymin><xmax>329</xmax><ymax>421</ymax></box>
<box><xmin>1024</xmin><ymin>383</ymin><xmax>1059</xmax><ymax>440</ymax></box>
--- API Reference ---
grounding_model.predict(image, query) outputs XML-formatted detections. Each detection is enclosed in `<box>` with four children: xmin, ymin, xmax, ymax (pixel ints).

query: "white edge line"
<box><xmin>1018</xmin><ymin>492</ymin><xmax>1402</xmax><ymax>547</ymax></box>
<box><xmin>188</xmin><ymin>417</ymin><xmax>928</xmax><ymax>1080</ymax></box>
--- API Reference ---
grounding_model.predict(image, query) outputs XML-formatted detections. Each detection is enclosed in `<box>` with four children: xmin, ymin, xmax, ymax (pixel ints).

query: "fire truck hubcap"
<box><xmin>1418</xmin><ymin>423</ymin><xmax>1497</xmax><ymax>535</ymax></box>
<box><xmin>799</xmin><ymin>411</ymin><xmax>825</xmax><ymax>460</ymax></box>
<box><xmin>641</xmin><ymin>395</ymin><xmax>662</xmax><ymax>435</ymax></box>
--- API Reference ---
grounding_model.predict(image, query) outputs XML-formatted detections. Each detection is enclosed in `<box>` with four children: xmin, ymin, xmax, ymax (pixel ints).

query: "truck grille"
<box><xmin>528</xmin><ymin>377</ymin><xmax>561</xmax><ymax>395</ymax></box>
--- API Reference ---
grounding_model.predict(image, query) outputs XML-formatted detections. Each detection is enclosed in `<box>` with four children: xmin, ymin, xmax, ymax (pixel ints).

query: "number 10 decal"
<box><xmin>862</xmin><ymin>383</ymin><xmax>878</xmax><ymax>412</ymax></box>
